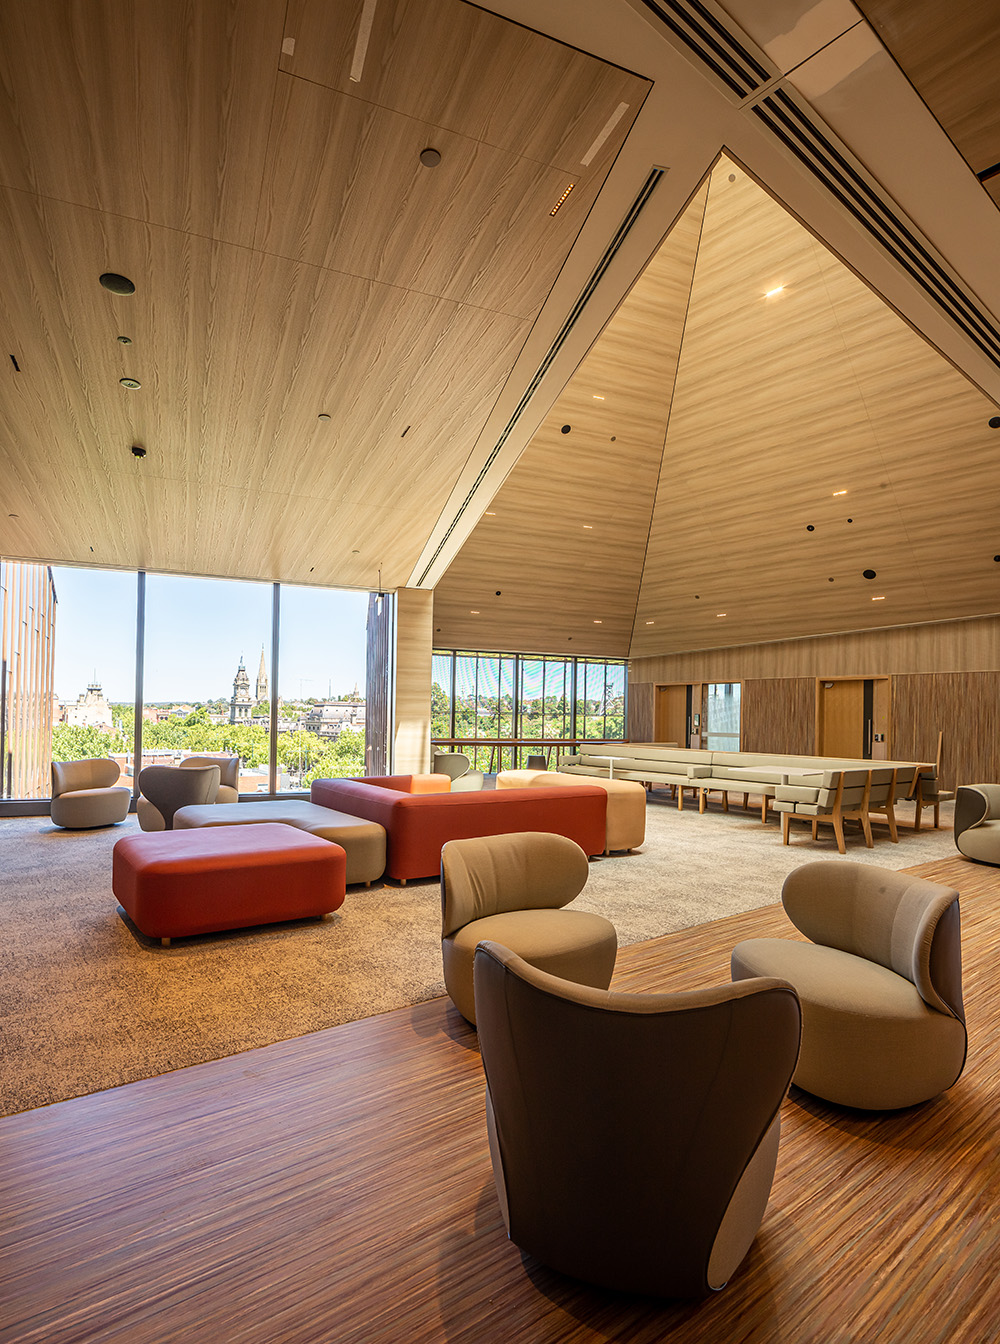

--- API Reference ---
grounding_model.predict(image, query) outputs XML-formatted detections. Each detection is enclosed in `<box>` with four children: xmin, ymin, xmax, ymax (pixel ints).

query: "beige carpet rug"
<box><xmin>0</xmin><ymin>792</ymin><xmax>957</xmax><ymax>1116</ymax></box>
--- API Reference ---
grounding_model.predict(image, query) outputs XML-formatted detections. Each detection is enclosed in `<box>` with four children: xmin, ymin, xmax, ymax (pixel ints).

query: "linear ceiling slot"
<box><xmin>634</xmin><ymin>0</ymin><xmax>769</xmax><ymax>98</ymax></box>
<box><xmin>752</xmin><ymin>89</ymin><xmax>1000</xmax><ymax>368</ymax></box>
<box><xmin>416</xmin><ymin>168</ymin><xmax>665</xmax><ymax>587</ymax></box>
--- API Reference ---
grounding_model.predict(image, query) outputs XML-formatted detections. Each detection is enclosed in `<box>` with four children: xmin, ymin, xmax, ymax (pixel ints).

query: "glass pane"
<box><xmin>705</xmin><ymin>682</ymin><xmax>741</xmax><ymax>751</ymax></box>
<box><xmin>143</xmin><ymin>573</ymin><xmax>271</xmax><ymax>791</ymax></box>
<box><xmin>453</xmin><ymin>654</ymin><xmax>478</xmax><ymax>741</ymax></box>
<box><xmin>519</xmin><ymin>659</ymin><xmax>544</xmax><ymax>740</ymax></box>
<box><xmin>277</xmin><ymin>584</ymin><xmax>368</xmax><ymax>789</ymax></box>
<box><xmin>543</xmin><ymin>659</ymin><xmax>571</xmax><ymax>739</ymax></box>
<box><xmin>45</xmin><ymin>565</ymin><xmax>137</xmax><ymax>798</ymax></box>
<box><xmin>431</xmin><ymin>652</ymin><xmax>453</xmax><ymax>742</ymax></box>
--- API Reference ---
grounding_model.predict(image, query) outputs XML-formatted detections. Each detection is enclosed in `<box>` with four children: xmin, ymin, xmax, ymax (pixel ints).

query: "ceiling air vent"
<box><xmin>634</xmin><ymin>0</ymin><xmax>770</xmax><ymax>99</ymax></box>
<box><xmin>416</xmin><ymin>167</ymin><xmax>666</xmax><ymax>586</ymax></box>
<box><xmin>752</xmin><ymin>88</ymin><xmax>1000</xmax><ymax>369</ymax></box>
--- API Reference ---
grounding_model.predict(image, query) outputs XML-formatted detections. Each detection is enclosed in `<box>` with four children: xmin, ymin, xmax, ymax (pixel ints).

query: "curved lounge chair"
<box><xmin>954</xmin><ymin>784</ymin><xmax>1000</xmax><ymax>866</ymax></box>
<box><xmin>732</xmin><ymin>861</ymin><xmax>966</xmax><ymax>1109</ymax></box>
<box><xmin>474</xmin><ymin>942</ymin><xmax>801</xmax><ymax>1297</ymax></box>
<box><xmin>50</xmin><ymin>759</ymin><xmax>131</xmax><ymax>829</ymax></box>
<box><xmin>137</xmin><ymin>764</ymin><xmax>220</xmax><ymax>831</ymax></box>
<box><xmin>440</xmin><ymin>831</ymin><xmax>616</xmax><ymax>1026</ymax></box>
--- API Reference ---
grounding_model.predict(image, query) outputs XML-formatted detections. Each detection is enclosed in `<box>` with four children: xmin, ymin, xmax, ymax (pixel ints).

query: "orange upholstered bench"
<box><xmin>112</xmin><ymin>824</ymin><xmax>346</xmax><ymax>946</ymax></box>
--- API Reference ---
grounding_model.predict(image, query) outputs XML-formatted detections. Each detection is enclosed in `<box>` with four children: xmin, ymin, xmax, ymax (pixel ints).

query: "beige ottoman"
<box><xmin>174</xmin><ymin>800</ymin><xmax>386</xmax><ymax>886</ymax></box>
<box><xmin>496</xmin><ymin>770</ymin><xmax>645</xmax><ymax>853</ymax></box>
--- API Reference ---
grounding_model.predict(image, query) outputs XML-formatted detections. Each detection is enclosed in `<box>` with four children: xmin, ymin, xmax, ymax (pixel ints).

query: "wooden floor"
<box><xmin>2</xmin><ymin>855</ymin><xmax>998</xmax><ymax>1343</ymax></box>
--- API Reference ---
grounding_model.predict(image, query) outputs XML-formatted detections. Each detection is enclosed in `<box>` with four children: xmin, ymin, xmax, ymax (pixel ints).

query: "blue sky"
<box><xmin>51</xmin><ymin>567</ymin><xmax>369</xmax><ymax>703</ymax></box>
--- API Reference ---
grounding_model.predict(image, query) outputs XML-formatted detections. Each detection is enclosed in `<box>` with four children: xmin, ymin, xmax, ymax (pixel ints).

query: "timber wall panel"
<box><xmin>741</xmin><ymin>678</ymin><xmax>814</xmax><ymax>755</ymax></box>
<box><xmin>893</xmin><ymin>672</ymin><xmax>1000</xmax><ymax>791</ymax></box>
<box><xmin>626</xmin><ymin>680</ymin><xmax>653</xmax><ymax>742</ymax></box>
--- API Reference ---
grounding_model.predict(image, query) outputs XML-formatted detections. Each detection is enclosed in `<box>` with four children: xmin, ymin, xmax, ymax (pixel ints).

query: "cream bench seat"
<box><xmin>496</xmin><ymin>770</ymin><xmax>645</xmax><ymax>853</ymax></box>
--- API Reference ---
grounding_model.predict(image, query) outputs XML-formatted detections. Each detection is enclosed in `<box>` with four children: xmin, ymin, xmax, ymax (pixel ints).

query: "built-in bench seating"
<box><xmin>558</xmin><ymin>743</ymin><xmax>937</xmax><ymax>845</ymax></box>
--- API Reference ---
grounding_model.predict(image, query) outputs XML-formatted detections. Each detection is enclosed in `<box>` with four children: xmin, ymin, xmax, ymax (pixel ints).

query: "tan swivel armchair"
<box><xmin>431</xmin><ymin>750</ymin><xmax>484</xmax><ymax>792</ymax></box>
<box><xmin>732</xmin><ymin>861</ymin><xmax>966</xmax><ymax>1109</ymax></box>
<box><xmin>474</xmin><ymin>942</ymin><xmax>801</xmax><ymax>1298</ymax></box>
<box><xmin>137</xmin><ymin>764</ymin><xmax>220</xmax><ymax>831</ymax></box>
<box><xmin>180</xmin><ymin>754</ymin><xmax>239</xmax><ymax>803</ymax></box>
<box><xmin>954</xmin><ymin>784</ymin><xmax>1000</xmax><ymax>865</ymax></box>
<box><xmin>50</xmin><ymin>759</ymin><xmax>131</xmax><ymax>829</ymax></box>
<box><xmin>440</xmin><ymin>831</ymin><xmax>617</xmax><ymax>1026</ymax></box>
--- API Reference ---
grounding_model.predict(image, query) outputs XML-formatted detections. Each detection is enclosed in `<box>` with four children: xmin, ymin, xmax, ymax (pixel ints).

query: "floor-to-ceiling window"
<box><xmin>3</xmin><ymin>559</ymin><xmax>369</xmax><ymax>804</ymax></box>
<box><xmin>143</xmin><ymin>573</ymin><xmax>272</xmax><ymax>790</ymax></box>
<box><xmin>432</xmin><ymin>649</ymin><xmax>627</xmax><ymax>770</ymax></box>
<box><xmin>276</xmin><ymin>584</ymin><xmax>368</xmax><ymax>787</ymax></box>
<box><xmin>46</xmin><ymin>566</ymin><xmax>137</xmax><ymax>795</ymax></box>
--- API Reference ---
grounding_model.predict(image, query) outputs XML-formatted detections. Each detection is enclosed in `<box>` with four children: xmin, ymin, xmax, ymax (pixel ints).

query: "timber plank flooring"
<box><xmin>1</xmin><ymin>856</ymin><xmax>997</xmax><ymax>1343</ymax></box>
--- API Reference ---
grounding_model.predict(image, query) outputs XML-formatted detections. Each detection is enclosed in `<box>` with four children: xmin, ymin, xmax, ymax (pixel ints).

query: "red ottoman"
<box><xmin>112</xmin><ymin>824</ymin><xmax>346</xmax><ymax>945</ymax></box>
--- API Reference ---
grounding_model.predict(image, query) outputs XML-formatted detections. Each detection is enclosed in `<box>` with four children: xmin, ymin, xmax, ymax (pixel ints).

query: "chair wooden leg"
<box><xmin>699</xmin><ymin>789</ymin><xmax>706</xmax><ymax>814</ymax></box>
<box><xmin>722</xmin><ymin>791</ymin><xmax>729</xmax><ymax>812</ymax></box>
<box><xmin>743</xmin><ymin>792</ymin><xmax>749</xmax><ymax>811</ymax></box>
<box><xmin>861</xmin><ymin>814</ymin><xmax>873</xmax><ymax>847</ymax></box>
<box><xmin>934</xmin><ymin>801</ymin><xmax>940</xmax><ymax>828</ymax></box>
<box><xmin>781</xmin><ymin>812</ymin><xmax>790</xmax><ymax>845</ymax></box>
<box><xmin>885</xmin><ymin>799</ymin><xmax>899</xmax><ymax>843</ymax></box>
<box><xmin>811</xmin><ymin>818</ymin><xmax>818</xmax><ymax>840</ymax></box>
<box><xmin>677</xmin><ymin>787</ymin><xmax>684</xmax><ymax>811</ymax></box>
<box><xmin>833</xmin><ymin>815</ymin><xmax>846</xmax><ymax>854</ymax></box>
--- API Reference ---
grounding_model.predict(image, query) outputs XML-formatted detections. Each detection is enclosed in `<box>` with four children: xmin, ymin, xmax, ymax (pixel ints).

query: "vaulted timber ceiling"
<box><xmin>0</xmin><ymin>0</ymin><xmax>647</xmax><ymax>588</ymax></box>
<box><xmin>434</xmin><ymin>153</ymin><xmax>1000</xmax><ymax>656</ymax></box>
<box><xmin>3</xmin><ymin>0</ymin><xmax>1000</xmax><ymax>661</ymax></box>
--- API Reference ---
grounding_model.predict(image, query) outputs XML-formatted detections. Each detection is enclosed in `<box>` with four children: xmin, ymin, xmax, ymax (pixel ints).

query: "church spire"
<box><xmin>256</xmin><ymin>645</ymin><xmax>268</xmax><ymax>705</ymax></box>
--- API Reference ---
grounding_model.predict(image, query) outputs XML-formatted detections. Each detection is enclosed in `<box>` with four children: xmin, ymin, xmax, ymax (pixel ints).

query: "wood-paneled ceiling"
<box><xmin>435</xmin><ymin>152</ymin><xmax>1000</xmax><ymax>656</ymax></box>
<box><xmin>0</xmin><ymin>0</ymin><xmax>646</xmax><ymax>588</ymax></box>
<box><xmin>3</xmin><ymin>0</ymin><xmax>1000</xmax><ymax>661</ymax></box>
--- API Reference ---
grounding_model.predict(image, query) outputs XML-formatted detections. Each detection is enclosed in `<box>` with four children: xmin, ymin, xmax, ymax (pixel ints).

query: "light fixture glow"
<box><xmin>484</xmin><ymin>511</ymin><xmax>496</xmax><ymax>516</ymax></box>
<box><xmin>593</xmin><ymin>394</ymin><xmax>605</xmax><ymax>400</ymax></box>
<box><xmin>832</xmin><ymin>489</ymin><xmax>847</xmax><ymax>496</ymax></box>
<box><xmin>593</xmin><ymin>619</ymin><xmax>602</xmax><ymax>624</ymax></box>
<box><xmin>645</xmin><ymin>620</ymin><xmax>654</xmax><ymax>625</ymax></box>
<box><xmin>764</xmin><ymin>285</ymin><xmax>785</xmax><ymax>298</ymax></box>
<box><xmin>716</xmin><ymin>612</ymin><xmax>727</xmax><ymax>617</ymax></box>
<box><xmin>872</xmin><ymin>595</ymin><xmax>885</xmax><ymax>601</ymax></box>
<box><xmin>549</xmin><ymin>183</ymin><xmax>575</xmax><ymax>216</ymax></box>
<box><xmin>470</xmin><ymin>609</ymin><xmax>479</xmax><ymax>614</ymax></box>
<box><xmin>582</xmin><ymin>524</ymin><xmax>593</xmax><ymax>529</ymax></box>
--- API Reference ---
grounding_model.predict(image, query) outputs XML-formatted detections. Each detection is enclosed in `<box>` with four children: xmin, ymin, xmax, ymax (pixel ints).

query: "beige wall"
<box><xmin>393</xmin><ymin>588</ymin><xmax>434</xmax><ymax>775</ymax></box>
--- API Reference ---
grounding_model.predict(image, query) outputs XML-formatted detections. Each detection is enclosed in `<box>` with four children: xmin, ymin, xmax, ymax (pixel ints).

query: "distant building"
<box><xmin>300</xmin><ymin>700</ymin><xmax>366</xmax><ymax>740</ymax></box>
<box><xmin>231</xmin><ymin>650</ymin><xmax>269</xmax><ymax>724</ymax></box>
<box><xmin>61</xmin><ymin>681</ymin><xmax>114</xmax><ymax>732</ymax></box>
<box><xmin>255</xmin><ymin>647</ymin><xmax>268</xmax><ymax>705</ymax></box>
<box><xmin>230</xmin><ymin>656</ymin><xmax>254</xmax><ymax>724</ymax></box>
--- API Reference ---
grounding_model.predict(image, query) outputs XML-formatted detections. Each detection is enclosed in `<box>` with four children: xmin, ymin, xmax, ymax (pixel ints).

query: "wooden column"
<box><xmin>393</xmin><ymin>588</ymin><xmax>433</xmax><ymax>775</ymax></box>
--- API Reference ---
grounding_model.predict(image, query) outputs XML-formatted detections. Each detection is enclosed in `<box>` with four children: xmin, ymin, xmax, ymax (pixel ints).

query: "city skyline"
<box><xmin>51</xmin><ymin>567</ymin><xmax>369</xmax><ymax>704</ymax></box>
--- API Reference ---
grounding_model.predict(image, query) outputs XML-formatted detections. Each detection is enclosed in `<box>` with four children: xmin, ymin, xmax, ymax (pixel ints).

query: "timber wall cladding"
<box><xmin>893</xmin><ymin>672</ymin><xmax>1000</xmax><ymax>792</ymax></box>
<box><xmin>626</xmin><ymin>682</ymin><xmax>654</xmax><ymax>742</ymax></box>
<box><xmin>741</xmin><ymin>679</ymin><xmax>814</xmax><ymax>755</ymax></box>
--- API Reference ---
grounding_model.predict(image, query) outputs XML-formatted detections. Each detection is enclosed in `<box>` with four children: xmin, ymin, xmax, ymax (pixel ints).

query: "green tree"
<box><xmin>51</xmin><ymin>723</ymin><xmax>117</xmax><ymax>761</ymax></box>
<box><xmin>304</xmin><ymin>728</ymin><xmax>365</xmax><ymax>784</ymax></box>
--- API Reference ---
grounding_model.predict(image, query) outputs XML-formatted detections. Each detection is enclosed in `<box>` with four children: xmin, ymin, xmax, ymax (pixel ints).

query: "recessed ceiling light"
<box><xmin>485</xmin><ymin>511</ymin><xmax>496</xmax><ymax>516</ymax></box>
<box><xmin>593</xmin><ymin>394</ymin><xmax>605</xmax><ymax>400</ymax></box>
<box><xmin>764</xmin><ymin>286</ymin><xmax>785</xmax><ymax>298</ymax></box>
<box><xmin>833</xmin><ymin>489</ymin><xmax>847</xmax><ymax>496</ymax></box>
<box><xmin>419</xmin><ymin>148</ymin><xmax>441</xmax><ymax>168</ymax></box>
<box><xmin>582</xmin><ymin>524</ymin><xmax>593</xmax><ymax>529</ymax></box>
<box><xmin>645</xmin><ymin>620</ymin><xmax>654</xmax><ymax>625</ymax></box>
<box><xmin>593</xmin><ymin>619</ymin><xmax>602</xmax><ymax>624</ymax></box>
<box><xmin>470</xmin><ymin>610</ymin><xmax>479</xmax><ymax>615</ymax></box>
<box><xmin>716</xmin><ymin>612</ymin><xmax>727</xmax><ymax>617</ymax></box>
<box><xmin>872</xmin><ymin>595</ymin><xmax>885</xmax><ymax>601</ymax></box>
<box><xmin>117</xmin><ymin>335</ymin><xmax>132</xmax><ymax>345</ymax></box>
<box><xmin>317</xmin><ymin>412</ymin><xmax>331</xmax><ymax>421</ymax></box>
<box><xmin>119</xmin><ymin>377</ymin><xmax>141</xmax><ymax>390</ymax></box>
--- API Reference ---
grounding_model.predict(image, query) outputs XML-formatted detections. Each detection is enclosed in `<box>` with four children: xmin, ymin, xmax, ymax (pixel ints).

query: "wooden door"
<box><xmin>655</xmin><ymin>684</ymin><xmax>688</xmax><ymax>747</ymax></box>
<box><xmin>817</xmin><ymin>679</ymin><xmax>865</xmax><ymax>758</ymax></box>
